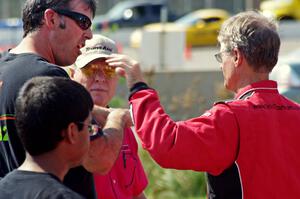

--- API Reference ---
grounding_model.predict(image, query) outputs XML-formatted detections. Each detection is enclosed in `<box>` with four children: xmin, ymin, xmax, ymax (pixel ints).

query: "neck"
<box><xmin>235</xmin><ymin>72</ymin><xmax>269</xmax><ymax>93</ymax></box>
<box><xmin>18</xmin><ymin>152</ymin><xmax>69</xmax><ymax>181</ymax></box>
<box><xmin>9</xmin><ymin>31</ymin><xmax>55</xmax><ymax>64</ymax></box>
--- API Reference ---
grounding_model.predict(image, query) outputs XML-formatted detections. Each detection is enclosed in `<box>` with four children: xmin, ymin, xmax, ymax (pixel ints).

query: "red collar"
<box><xmin>235</xmin><ymin>80</ymin><xmax>278</xmax><ymax>100</ymax></box>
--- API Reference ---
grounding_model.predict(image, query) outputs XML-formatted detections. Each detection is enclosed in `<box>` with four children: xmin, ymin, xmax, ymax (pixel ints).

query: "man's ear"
<box><xmin>44</xmin><ymin>8</ymin><xmax>59</xmax><ymax>29</ymax></box>
<box><xmin>64</xmin><ymin>122</ymin><xmax>79</xmax><ymax>144</ymax></box>
<box><xmin>233</xmin><ymin>48</ymin><xmax>242</xmax><ymax>67</ymax></box>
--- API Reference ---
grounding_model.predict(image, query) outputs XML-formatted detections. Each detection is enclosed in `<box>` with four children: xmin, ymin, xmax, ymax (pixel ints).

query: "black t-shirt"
<box><xmin>0</xmin><ymin>170</ymin><xmax>85</xmax><ymax>199</ymax></box>
<box><xmin>0</xmin><ymin>53</ymin><xmax>96</xmax><ymax>199</ymax></box>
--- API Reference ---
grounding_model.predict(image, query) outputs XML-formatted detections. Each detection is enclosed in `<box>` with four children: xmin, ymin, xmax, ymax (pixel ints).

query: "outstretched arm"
<box><xmin>105</xmin><ymin>54</ymin><xmax>239</xmax><ymax>175</ymax></box>
<box><xmin>83</xmin><ymin>108</ymin><xmax>132</xmax><ymax>174</ymax></box>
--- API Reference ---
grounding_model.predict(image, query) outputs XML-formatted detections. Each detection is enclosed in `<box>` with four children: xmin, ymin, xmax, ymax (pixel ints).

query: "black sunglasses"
<box><xmin>53</xmin><ymin>9</ymin><xmax>91</xmax><ymax>30</ymax></box>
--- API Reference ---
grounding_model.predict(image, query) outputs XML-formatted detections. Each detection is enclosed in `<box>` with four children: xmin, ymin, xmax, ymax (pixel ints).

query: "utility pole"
<box><xmin>204</xmin><ymin>0</ymin><xmax>214</xmax><ymax>8</ymax></box>
<box><xmin>1</xmin><ymin>0</ymin><xmax>10</xmax><ymax>18</ymax></box>
<box><xmin>245</xmin><ymin>0</ymin><xmax>254</xmax><ymax>10</ymax></box>
<box><xmin>159</xmin><ymin>6</ymin><xmax>168</xmax><ymax>70</ymax></box>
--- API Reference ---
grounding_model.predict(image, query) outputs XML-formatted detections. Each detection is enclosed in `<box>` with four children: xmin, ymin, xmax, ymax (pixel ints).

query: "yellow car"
<box><xmin>130</xmin><ymin>8</ymin><xmax>230</xmax><ymax>48</ymax></box>
<box><xmin>260</xmin><ymin>0</ymin><xmax>300</xmax><ymax>20</ymax></box>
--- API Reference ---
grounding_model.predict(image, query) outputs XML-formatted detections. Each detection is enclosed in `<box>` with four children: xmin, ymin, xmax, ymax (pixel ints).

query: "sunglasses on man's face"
<box><xmin>53</xmin><ymin>9</ymin><xmax>92</xmax><ymax>30</ymax></box>
<box><xmin>82</xmin><ymin>63</ymin><xmax>116</xmax><ymax>78</ymax></box>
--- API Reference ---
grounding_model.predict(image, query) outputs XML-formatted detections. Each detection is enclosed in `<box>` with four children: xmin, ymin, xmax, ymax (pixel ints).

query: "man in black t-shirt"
<box><xmin>0</xmin><ymin>0</ymin><xmax>130</xmax><ymax>198</ymax></box>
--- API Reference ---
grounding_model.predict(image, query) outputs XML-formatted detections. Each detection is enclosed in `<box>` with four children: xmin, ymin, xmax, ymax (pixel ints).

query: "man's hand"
<box><xmin>106</xmin><ymin>54</ymin><xmax>145</xmax><ymax>88</ymax></box>
<box><xmin>92</xmin><ymin>106</ymin><xmax>133</xmax><ymax>128</ymax></box>
<box><xmin>92</xmin><ymin>105</ymin><xmax>110</xmax><ymax>127</ymax></box>
<box><xmin>105</xmin><ymin>108</ymin><xmax>133</xmax><ymax>128</ymax></box>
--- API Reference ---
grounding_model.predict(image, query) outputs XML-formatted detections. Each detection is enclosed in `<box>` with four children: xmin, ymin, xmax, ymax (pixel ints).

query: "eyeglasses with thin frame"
<box><xmin>214</xmin><ymin>50</ymin><xmax>231</xmax><ymax>63</ymax></box>
<box><xmin>77</xmin><ymin>122</ymin><xmax>102</xmax><ymax>137</ymax></box>
<box><xmin>53</xmin><ymin>9</ymin><xmax>92</xmax><ymax>30</ymax></box>
<box><xmin>214</xmin><ymin>52</ymin><xmax>223</xmax><ymax>63</ymax></box>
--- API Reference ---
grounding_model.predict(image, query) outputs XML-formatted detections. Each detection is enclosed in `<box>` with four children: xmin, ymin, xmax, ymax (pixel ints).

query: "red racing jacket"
<box><xmin>129</xmin><ymin>80</ymin><xmax>300</xmax><ymax>199</ymax></box>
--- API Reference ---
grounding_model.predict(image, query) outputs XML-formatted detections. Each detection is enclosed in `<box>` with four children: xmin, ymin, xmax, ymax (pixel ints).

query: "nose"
<box><xmin>94</xmin><ymin>71</ymin><xmax>106</xmax><ymax>82</ymax></box>
<box><xmin>85</xmin><ymin>28</ymin><xmax>93</xmax><ymax>40</ymax></box>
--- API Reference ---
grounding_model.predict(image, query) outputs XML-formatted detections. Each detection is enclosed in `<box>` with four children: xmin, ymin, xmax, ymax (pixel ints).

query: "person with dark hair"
<box><xmin>0</xmin><ymin>0</ymin><xmax>129</xmax><ymax>198</ymax></box>
<box><xmin>0</xmin><ymin>76</ymin><xmax>128</xmax><ymax>198</ymax></box>
<box><xmin>73</xmin><ymin>34</ymin><xmax>148</xmax><ymax>199</ymax></box>
<box><xmin>0</xmin><ymin>76</ymin><xmax>93</xmax><ymax>198</ymax></box>
<box><xmin>104</xmin><ymin>11</ymin><xmax>300</xmax><ymax>198</ymax></box>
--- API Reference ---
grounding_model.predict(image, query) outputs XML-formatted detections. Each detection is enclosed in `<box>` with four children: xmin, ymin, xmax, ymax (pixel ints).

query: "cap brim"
<box><xmin>75</xmin><ymin>54</ymin><xmax>110</xmax><ymax>69</ymax></box>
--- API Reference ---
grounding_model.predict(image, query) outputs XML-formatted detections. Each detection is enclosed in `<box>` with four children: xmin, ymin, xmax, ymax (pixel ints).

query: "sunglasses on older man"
<box><xmin>53</xmin><ymin>9</ymin><xmax>92</xmax><ymax>30</ymax></box>
<box><xmin>82</xmin><ymin>63</ymin><xmax>116</xmax><ymax>78</ymax></box>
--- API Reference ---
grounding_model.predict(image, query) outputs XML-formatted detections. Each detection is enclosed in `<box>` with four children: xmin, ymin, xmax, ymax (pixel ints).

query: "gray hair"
<box><xmin>218</xmin><ymin>11</ymin><xmax>280</xmax><ymax>72</ymax></box>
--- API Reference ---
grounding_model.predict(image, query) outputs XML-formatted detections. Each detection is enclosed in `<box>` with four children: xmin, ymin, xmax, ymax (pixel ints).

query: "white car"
<box><xmin>270</xmin><ymin>48</ymin><xmax>300</xmax><ymax>102</ymax></box>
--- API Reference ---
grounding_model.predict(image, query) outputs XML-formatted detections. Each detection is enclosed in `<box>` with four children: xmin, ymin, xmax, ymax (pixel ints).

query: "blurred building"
<box><xmin>0</xmin><ymin>0</ymin><xmax>262</xmax><ymax>19</ymax></box>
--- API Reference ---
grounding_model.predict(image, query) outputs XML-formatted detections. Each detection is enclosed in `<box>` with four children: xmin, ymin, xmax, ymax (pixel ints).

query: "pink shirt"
<box><xmin>94</xmin><ymin>128</ymin><xmax>148</xmax><ymax>199</ymax></box>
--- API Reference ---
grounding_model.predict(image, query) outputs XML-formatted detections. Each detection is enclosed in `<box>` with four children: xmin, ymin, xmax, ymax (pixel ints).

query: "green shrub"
<box><xmin>139</xmin><ymin>149</ymin><xmax>207</xmax><ymax>199</ymax></box>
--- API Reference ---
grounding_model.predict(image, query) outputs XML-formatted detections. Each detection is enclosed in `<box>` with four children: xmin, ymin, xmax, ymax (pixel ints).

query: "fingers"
<box><xmin>105</xmin><ymin>54</ymin><xmax>145</xmax><ymax>88</ymax></box>
<box><xmin>106</xmin><ymin>54</ymin><xmax>139</xmax><ymax>68</ymax></box>
<box><xmin>107</xmin><ymin>108</ymin><xmax>133</xmax><ymax>128</ymax></box>
<box><xmin>115</xmin><ymin>67</ymin><xmax>126</xmax><ymax>77</ymax></box>
<box><xmin>92</xmin><ymin>105</ymin><xmax>110</xmax><ymax>126</ymax></box>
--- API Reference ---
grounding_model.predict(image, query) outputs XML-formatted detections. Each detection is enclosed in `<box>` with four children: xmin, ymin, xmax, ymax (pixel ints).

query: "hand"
<box><xmin>106</xmin><ymin>108</ymin><xmax>133</xmax><ymax>128</ymax></box>
<box><xmin>92</xmin><ymin>105</ymin><xmax>110</xmax><ymax>126</ymax></box>
<box><xmin>105</xmin><ymin>54</ymin><xmax>145</xmax><ymax>88</ymax></box>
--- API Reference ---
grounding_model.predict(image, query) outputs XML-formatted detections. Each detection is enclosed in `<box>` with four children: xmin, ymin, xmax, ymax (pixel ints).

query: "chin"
<box><xmin>94</xmin><ymin>99</ymin><xmax>106</xmax><ymax>107</ymax></box>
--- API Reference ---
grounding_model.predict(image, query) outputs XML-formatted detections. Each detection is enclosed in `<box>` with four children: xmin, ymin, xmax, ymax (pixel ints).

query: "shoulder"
<box><xmin>0</xmin><ymin>171</ymin><xmax>84</xmax><ymax>199</ymax></box>
<box><xmin>36</xmin><ymin>173</ymin><xmax>85</xmax><ymax>199</ymax></box>
<box><xmin>197</xmin><ymin>100</ymin><xmax>239</xmax><ymax>123</ymax></box>
<box><xmin>213</xmin><ymin>98</ymin><xmax>249</xmax><ymax>109</ymax></box>
<box><xmin>214</xmin><ymin>99</ymin><xmax>236</xmax><ymax>106</ymax></box>
<box><xmin>30</xmin><ymin>55</ymin><xmax>69</xmax><ymax>77</ymax></box>
<box><xmin>0</xmin><ymin>53</ymin><xmax>69</xmax><ymax>78</ymax></box>
<box><xmin>47</xmin><ymin>185</ymin><xmax>85</xmax><ymax>199</ymax></box>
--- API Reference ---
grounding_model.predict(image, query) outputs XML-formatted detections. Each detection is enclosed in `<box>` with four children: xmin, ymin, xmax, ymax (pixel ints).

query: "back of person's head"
<box><xmin>15</xmin><ymin>76</ymin><xmax>94</xmax><ymax>156</ymax></box>
<box><xmin>22</xmin><ymin>0</ymin><xmax>96</xmax><ymax>37</ymax></box>
<box><xmin>218</xmin><ymin>11</ymin><xmax>280</xmax><ymax>73</ymax></box>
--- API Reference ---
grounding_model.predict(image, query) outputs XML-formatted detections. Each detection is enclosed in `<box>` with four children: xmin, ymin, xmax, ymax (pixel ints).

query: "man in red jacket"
<box><xmin>105</xmin><ymin>11</ymin><xmax>300</xmax><ymax>199</ymax></box>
